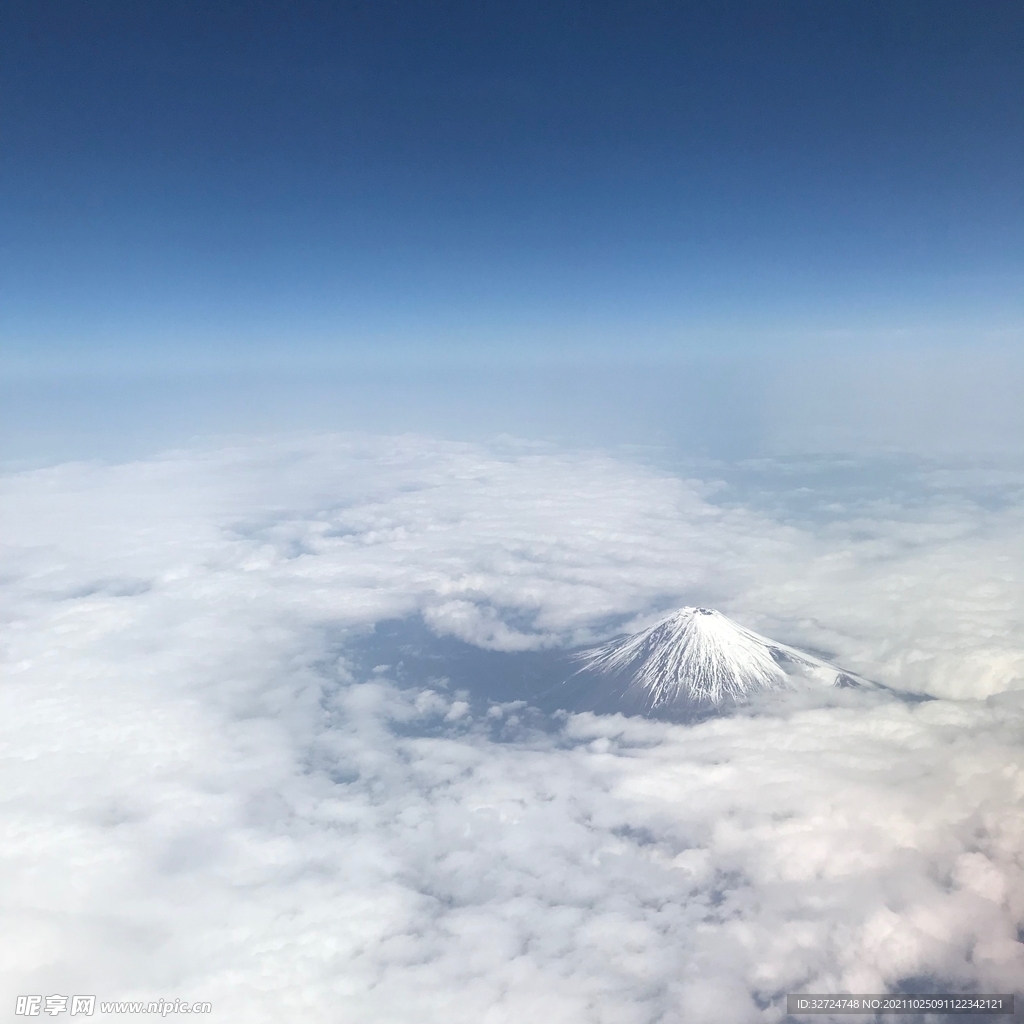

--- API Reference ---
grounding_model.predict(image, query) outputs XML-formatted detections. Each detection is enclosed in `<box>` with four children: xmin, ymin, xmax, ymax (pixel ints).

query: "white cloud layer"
<box><xmin>1</xmin><ymin>435</ymin><xmax>1022</xmax><ymax>1021</ymax></box>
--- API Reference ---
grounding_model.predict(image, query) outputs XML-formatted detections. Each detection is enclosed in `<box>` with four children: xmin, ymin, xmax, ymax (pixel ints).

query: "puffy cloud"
<box><xmin>1</xmin><ymin>435</ymin><xmax>1022</xmax><ymax>1021</ymax></box>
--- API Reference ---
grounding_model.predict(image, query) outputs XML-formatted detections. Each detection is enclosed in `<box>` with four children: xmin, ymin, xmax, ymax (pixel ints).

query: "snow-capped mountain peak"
<box><xmin>573</xmin><ymin>606</ymin><xmax>869</xmax><ymax>712</ymax></box>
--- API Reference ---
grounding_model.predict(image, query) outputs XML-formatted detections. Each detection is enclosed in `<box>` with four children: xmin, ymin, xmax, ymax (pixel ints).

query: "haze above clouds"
<box><xmin>2</xmin><ymin>435</ymin><xmax>1022</xmax><ymax>1021</ymax></box>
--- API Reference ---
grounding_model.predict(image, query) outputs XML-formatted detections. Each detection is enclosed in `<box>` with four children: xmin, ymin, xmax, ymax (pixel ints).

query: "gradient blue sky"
<box><xmin>4</xmin><ymin>0</ymin><xmax>1022</xmax><ymax>369</ymax></box>
<box><xmin>3</xmin><ymin>2</ymin><xmax>1024</xmax><ymax>465</ymax></box>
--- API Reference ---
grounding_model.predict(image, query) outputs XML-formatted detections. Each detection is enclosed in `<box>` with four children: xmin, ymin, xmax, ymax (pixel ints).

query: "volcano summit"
<box><xmin>566</xmin><ymin>607</ymin><xmax>875</xmax><ymax>715</ymax></box>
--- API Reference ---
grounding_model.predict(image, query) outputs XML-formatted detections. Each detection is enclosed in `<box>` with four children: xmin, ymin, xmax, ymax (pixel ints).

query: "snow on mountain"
<box><xmin>570</xmin><ymin>606</ymin><xmax>874</xmax><ymax>713</ymax></box>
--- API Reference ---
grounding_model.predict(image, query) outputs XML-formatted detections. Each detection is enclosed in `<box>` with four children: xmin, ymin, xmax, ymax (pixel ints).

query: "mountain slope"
<box><xmin>568</xmin><ymin>607</ymin><xmax>875</xmax><ymax>714</ymax></box>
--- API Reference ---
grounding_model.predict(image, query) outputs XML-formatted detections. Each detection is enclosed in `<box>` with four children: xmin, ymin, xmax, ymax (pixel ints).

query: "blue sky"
<box><xmin>2</xmin><ymin>2</ymin><xmax>1023</xmax><ymax>464</ymax></box>
<box><xmin>4</xmin><ymin>0</ymin><xmax>1022</xmax><ymax>368</ymax></box>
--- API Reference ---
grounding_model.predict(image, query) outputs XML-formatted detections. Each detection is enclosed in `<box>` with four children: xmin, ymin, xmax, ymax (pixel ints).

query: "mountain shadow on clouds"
<box><xmin>346</xmin><ymin>610</ymin><xmax>926</xmax><ymax>723</ymax></box>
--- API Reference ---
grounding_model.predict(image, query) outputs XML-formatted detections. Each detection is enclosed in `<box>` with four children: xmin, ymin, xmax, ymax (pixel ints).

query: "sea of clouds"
<box><xmin>1</xmin><ymin>434</ymin><xmax>1022</xmax><ymax>1022</ymax></box>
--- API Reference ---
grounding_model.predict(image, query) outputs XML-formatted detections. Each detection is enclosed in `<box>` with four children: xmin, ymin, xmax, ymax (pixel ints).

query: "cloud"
<box><xmin>1</xmin><ymin>435</ymin><xmax>1022</xmax><ymax>1021</ymax></box>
